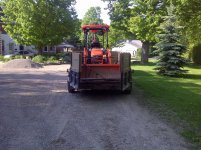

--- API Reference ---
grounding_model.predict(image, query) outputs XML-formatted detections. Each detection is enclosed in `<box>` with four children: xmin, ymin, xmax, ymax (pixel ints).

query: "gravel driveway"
<box><xmin>0</xmin><ymin>65</ymin><xmax>195</xmax><ymax>150</ymax></box>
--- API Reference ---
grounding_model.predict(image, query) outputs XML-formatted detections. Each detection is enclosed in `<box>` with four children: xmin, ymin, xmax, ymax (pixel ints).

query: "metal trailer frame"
<box><xmin>67</xmin><ymin>52</ymin><xmax>132</xmax><ymax>94</ymax></box>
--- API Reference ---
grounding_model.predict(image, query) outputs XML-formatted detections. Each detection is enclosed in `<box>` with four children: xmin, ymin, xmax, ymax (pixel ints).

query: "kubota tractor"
<box><xmin>67</xmin><ymin>24</ymin><xmax>132</xmax><ymax>93</ymax></box>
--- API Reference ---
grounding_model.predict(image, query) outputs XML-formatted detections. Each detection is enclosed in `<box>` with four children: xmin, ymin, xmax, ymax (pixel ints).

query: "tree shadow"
<box><xmin>186</xmin><ymin>63</ymin><xmax>201</xmax><ymax>69</ymax></box>
<box><xmin>132</xmin><ymin>61</ymin><xmax>156</xmax><ymax>67</ymax></box>
<box><xmin>182</xmin><ymin>74</ymin><xmax>201</xmax><ymax>80</ymax></box>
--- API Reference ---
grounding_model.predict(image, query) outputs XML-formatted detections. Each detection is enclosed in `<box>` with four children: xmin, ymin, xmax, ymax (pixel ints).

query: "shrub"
<box><xmin>0</xmin><ymin>55</ymin><xmax>4</xmax><ymax>61</ymax></box>
<box><xmin>46</xmin><ymin>56</ymin><xmax>57</xmax><ymax>63</ymax></box>
<box><xmin>14</xmin><ymin>55</ymin><xmax>24</xmax><ymax>59</ymax></box>
<box><xmin>56</xmin><ymin>53</ymin><xmax>65</xmax><ymax>58</ymax></box>
<box><xmin>43</xmin><ymin>53</ymin><xmax>56</xmax><ymax>58</ymax></box>
<box><xmin>0</xmin><ymin>55</ymin><xmax>12</xmax><ymax>62</ymax></box>
<box><xmin>32</xmin><ymin>55</ymin><xmax>45</xmax><ymax>63</ymax></box>
<box><xmin>56</xmin><ymin>52</ymin><xmax>71</xmax><ymax>64</ymax></box>
<box><xmin>192</xmin><ymin>44</ymin><xmax>201</xmax><ymax>65</ymax></box>
<box><xmin>4</xmin><ymin>58</ymin><xmax>11</xmax><ymax>62</ymax></box>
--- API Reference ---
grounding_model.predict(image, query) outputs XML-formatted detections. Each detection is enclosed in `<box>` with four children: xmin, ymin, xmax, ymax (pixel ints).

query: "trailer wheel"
<box><xmin>122</xmin><ymin>83</ymin><xmax>132</xmax><ymax>94</ymax></box>
<box><xmin>67</xmin><ymin>82</ymin><xmax>75</xmax><ymax>93</ymax></box>
<box><xmin>123</xmin><ymin>88</ymin><xmax>131</xmax><ymax>94</ymax></box>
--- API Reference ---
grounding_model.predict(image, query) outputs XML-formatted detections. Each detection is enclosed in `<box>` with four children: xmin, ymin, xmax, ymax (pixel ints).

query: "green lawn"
<box><xmin>132</xmin><ymin>62</ymin><xmax>201</xmax><ymax>146</ymax></box>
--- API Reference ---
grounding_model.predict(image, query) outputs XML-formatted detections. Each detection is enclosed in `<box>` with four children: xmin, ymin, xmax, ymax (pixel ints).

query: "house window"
<box><xmin>2</xmin><ymin>40</ymin><xmax>4</xmax><ymax>54</ymax></box>
<box><xmin>44</xmin><ymin>47</ymin><xmax>48</xmax><ymax>52</ymax></box>
<box><xmin>9</xmin><ymin>43</ymin><xmax>14</xmax><ymax>53</ymax></box>
<box><xmin>19</xmin><ymin>45</ymin><xmax>24</xmax><ymax>51</ymax></box>
<box><xmin>49</xmin><ymin>46</ymin><xmax>54</xmax><ymax>52</ymax></box>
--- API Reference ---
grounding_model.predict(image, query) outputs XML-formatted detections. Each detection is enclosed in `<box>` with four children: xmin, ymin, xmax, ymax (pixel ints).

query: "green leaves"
<box><xmin>1</xmin><ymin>0</ymin><xmax>77</xmax><ymax>51</ymax></box>
<box><xmin>128</xmin><ymin>0</ymin><xmax>167</xmax><ymax>42</ymax></box>
<box><xmin>176</xmin><ymin>0</ymin><xmax>201</xmax><ymax>46</ymax></box>
<box><xmin>82</xmin><ymin>7</ymin><xmax>103</xmax><ymax>25</ymax></box>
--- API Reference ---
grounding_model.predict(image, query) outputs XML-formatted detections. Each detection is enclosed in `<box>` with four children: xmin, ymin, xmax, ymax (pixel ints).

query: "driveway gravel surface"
<box><xmin>0</xmin><ymin>64</ymin><xmax>196</xmax><ymax>150</ymax></box>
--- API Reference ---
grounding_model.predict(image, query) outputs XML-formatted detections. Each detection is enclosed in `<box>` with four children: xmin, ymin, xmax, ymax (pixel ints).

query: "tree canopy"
<box><xmin>82</xmin><ymin>6</ymin><xmax>103</xmax><ymax>25</ymax></box>
<box><xmin>176</xmin><ymin>0</ymin><xmax>201</xmax><ymax>46</ymax></box>
<box><xmin>0</xmin><ymin>0</ymin><xmax>77</xmax><ymax>53</ymax></box>
<box><xmin>103</xmin><ymin>0</ymin><xmax>168</xmax><ymax>63</ymax></box>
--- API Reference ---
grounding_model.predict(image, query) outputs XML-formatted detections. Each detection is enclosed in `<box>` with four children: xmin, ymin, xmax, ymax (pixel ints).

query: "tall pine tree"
<box><xmin>154</xmin><ymin>4</ymin><xmax>187</xmax><ymax>77</ymax></box>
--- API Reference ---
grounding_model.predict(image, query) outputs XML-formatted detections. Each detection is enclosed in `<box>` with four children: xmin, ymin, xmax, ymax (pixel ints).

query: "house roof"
<box><xmin>112</xmin><ymin>40</ymin><xmax>142</xmax><ymax>50</ymax></box>
<box><xmin>57</xmin><ymin>42</ymin><xmax>74</xmax><ymax>48</ymax></box>
<box><xmin>130</xmin><ymin>40</ymin><xmax>142</xmax><ymax>48</ymax></box>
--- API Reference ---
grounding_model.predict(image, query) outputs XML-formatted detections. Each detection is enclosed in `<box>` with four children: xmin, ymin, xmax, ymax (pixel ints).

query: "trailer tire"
<box><xmin>67</xmin><ymin>82</ymin><xmax>75</xmax><ymax>93</ymax></box>
<box><xmin>123</xmin><ymin>88</ymin><xmax>131</xmax><ymax>94</ymax></box>
<box><xmin>122</xmin><ymin>83</ymin><xmax>132</xmax><ymax>94</ymax></box>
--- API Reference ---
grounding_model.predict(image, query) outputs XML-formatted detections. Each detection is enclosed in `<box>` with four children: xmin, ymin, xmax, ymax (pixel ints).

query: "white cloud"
<box><xmin>75</xmin><ymin>0</ymin><xmax>110</xmax><ymax>24</ymax></box>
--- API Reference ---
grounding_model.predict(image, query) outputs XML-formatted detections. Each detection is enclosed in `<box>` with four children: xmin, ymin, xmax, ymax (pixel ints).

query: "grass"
<box><xmin>132</xmin><ymin>61</ymin><xmax>201</xmax><ymax>147</ymax></box>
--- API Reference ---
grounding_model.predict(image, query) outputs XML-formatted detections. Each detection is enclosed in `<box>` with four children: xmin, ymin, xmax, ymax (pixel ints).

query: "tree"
<box><xmin>129</xmin><ymin>0</ymin><xmax>168</xmax><ymax>64</ymax></box>
<box><xmin>108</xmin><ymin>0</ymin><xmax>135</xmax><ymax>47</ymax></box>
<box><xmin>154</xmin><ymin>4</ymin><xmax>187</xmax><ymax>76</ymax></box>
<box><xmin>65</xmin><ymin>18</ymin><xmax>82</xmax><ymax>46</ymax></box>
<box><xmin>176</xmin><ymin>0</ymin><xmax>201</xmax><ymax>46</ymax></box>
<box><xmin>103</xmin><ymin>0</ymin><xmax>168</xmax><ymax>64</ymax></box>
<box><xmin>0</xmin><ymin>0</ymin><xmax>77</xmax><ymax>54</ymax></box>
<box><xmin>82</xmin><ymin>7</ymin><xmax>103</xmax><ymax>25</ymax></box>
<box><xmin>108</xmin><ymin>25</ymin><xmax>133</xmax><ymax>48</ymax></box>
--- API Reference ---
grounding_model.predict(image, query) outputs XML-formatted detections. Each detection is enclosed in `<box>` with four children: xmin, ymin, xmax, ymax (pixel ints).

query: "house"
<box><xmin>112</xmin><ymin>40</ymin><xmax>142</xmax><ymax>57</ymax></box>
<box><xmin>0</xmin><ymin>31</ymin><xmax>75</xmax><ymax>55</ymax></box>
<box><xmin>42</xmin><ymin>42</ymin><xmax>75</xmax><ymax>53</ymax></box>
<box><xmin>1</xmin><ymin>33</ymin><xmax>36</xmax><ymax>55</ymax></box>
<box><xmin>56</xmin><ymin>42</ymin><xmax>75</xmax><ymax>53</ymax></box>
<box><xmin>0</xmin><ymin>7</ymin><xmax>3</xmax><ymax>55</ymax></box>
<box><xmin>0</xmin><ymin>29</ymin><xmax>75</xmax><ymax>55</ymax></box>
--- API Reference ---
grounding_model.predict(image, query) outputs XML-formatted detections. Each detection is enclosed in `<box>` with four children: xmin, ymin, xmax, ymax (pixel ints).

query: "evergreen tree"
<box><xmin>154</xmin><ymin>4</ymin><xmax>187</xmax><ymax>77</ymax></box>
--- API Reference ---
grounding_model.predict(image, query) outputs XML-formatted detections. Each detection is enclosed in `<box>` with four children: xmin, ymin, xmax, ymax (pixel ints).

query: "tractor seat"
<box><xmin>91</xmin><ymin>48</ymin><xmax>103</xmax><ymax>64</ymax></box>
<box><xmin>91</xmin><ymin>42</ymin><xmax>101</xmax><ymax>48</ymax></box>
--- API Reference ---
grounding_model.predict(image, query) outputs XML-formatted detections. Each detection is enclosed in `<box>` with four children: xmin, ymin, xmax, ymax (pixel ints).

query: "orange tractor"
<box><xmin>67</xmin><ymin>24</ymin><xmax>132</xmax><ymax>93</ymax></box>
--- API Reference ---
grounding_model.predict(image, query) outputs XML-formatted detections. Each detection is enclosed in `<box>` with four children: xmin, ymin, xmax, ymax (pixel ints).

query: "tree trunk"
<box><xmin>141</xmin><ymin>41</ymin><xmax>150</xmax><ymax>64</ymax></box>
<box><xmin>37</xmin><ymin>45</ymin><xmax>43</xmax><ymax>55</ymax></box>
<box><xmin>38</xmin><ymin>49</ymin><xmax>43</xmax><ymax>55</ymax></box>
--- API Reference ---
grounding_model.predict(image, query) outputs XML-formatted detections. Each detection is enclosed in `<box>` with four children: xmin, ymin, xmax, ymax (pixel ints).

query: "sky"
<box><xmin>75</xmin><ymin>0</ymin><xmax>111</xmax><ymax>24</ymax></box>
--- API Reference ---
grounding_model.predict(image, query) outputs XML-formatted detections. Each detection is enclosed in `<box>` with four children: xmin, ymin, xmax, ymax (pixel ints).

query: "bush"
<box><xmin>14</xmin><ymin>55</ymin><xmax>24</xmax><ymax>59</ymax></box>
<box><xmin>32</xmin><ymin>53</ymin><xmax>71</xmax><ymax>64</ymax></box>
<box><xmin>56</xmin><ymin>53</ymin><xmax>65</xmax><ymax>58</ymax></box>
<box><xmin>46</xmin><ymin>56</ymin><xmax>57</xmax><ymax>63</ymax></box>
<box><xmin>43</xmin><ymin>53</ymin><xmax>57</xmax><ymax>58</ymax></box>
<box><xmin>3</xmin><ymin>58</ymin><xmax>11</xmax><ymax>62</ymax></box>
<box><xmin>32</xmin><ymin>55</ymin><xmax>45</xmax><ymax>63</ymax></box>
<box><xmin>0</xmin><ymin>55</ymin><xmax>5</xmax><ymax>61</ymax></box>
<box><xmin>192</xmin><ymin>44</ymin><xmax>201</xmax><ymax>65</ymax></box>
<box><xmin>0</xmin><ymin>55</ymin><xmax>12</xmax><ymax>62</ymax></box>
